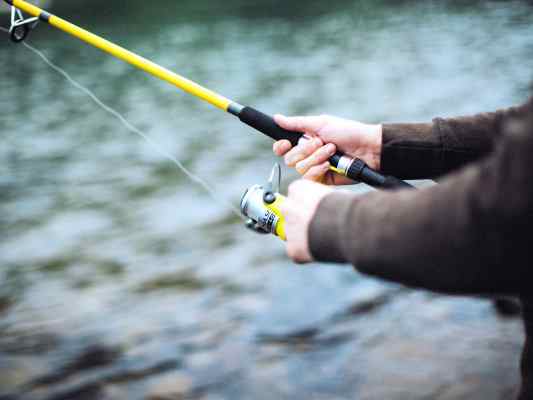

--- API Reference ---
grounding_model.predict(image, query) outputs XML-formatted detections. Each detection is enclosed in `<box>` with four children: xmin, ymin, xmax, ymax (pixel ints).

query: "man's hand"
<box><xmin>280</xmin><ymin>179</ymin><xmax>333</xmax><ymax>263</ymax></box>
<box><xmin>273</xmin><ymin>114</ymin><xmax>382</xmax><ymax>185</ymax></box>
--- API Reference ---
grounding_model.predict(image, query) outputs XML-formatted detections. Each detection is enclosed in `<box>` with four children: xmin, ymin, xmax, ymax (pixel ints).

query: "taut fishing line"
<box><xmin>0</xmin><ymin>26</ymin><xmax>243</xmax><ymax>219</ymax></box>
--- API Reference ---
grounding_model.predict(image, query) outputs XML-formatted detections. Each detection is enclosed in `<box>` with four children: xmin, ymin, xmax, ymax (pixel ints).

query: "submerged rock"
<box><xmin>30</xmin><ymin>344</ymin><xmax>122</xmax><ymax>387</ymax></box>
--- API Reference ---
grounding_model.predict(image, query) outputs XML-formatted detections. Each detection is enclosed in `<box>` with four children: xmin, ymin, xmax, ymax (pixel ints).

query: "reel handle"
<box><xmin>238</xmin><ymin>106</ymin><xmax>413</xmax><ymax>190</ymax></box>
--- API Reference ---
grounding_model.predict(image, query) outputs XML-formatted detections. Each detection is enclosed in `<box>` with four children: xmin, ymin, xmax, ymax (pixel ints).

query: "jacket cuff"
<box><xmin>381</xmin><ymin>122</ymin><xmax>444</xmax><ymax>179</ymax></box>
<box><xmin>308</xmin><ymin>191</ymin><xmax>360</xmax><ymax>263</ymax></box>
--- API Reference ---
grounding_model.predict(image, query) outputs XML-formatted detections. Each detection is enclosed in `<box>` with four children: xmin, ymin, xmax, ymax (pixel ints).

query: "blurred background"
<box><xmin>1</xmin><ymin>1</ymin><xmax>532</xmax><ymax>399</ymax></box>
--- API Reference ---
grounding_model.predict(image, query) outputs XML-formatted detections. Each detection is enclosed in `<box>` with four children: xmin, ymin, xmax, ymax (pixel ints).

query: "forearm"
<box><xmin>380</xmin><ymin>102</ymin><xmax>529</xmax><ymax>179</ymax></box>
<box><xmin>309</xmin><ymin>107</ymin><xmax>533</xmax><ymax>295</ymax></box>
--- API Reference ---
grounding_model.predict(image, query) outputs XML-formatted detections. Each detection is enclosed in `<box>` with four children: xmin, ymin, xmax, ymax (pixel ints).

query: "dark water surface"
<box><xmin>1</xmin><ymin>1</ymin><xmax>532</xmax><ymax>399</ymax></box>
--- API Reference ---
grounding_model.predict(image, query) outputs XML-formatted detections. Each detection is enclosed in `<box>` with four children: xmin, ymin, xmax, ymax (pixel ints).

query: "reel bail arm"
<box><xmin>263</xmin><ymin>163</ymin><xmax>281</xmax><ymax>205</ymax></box>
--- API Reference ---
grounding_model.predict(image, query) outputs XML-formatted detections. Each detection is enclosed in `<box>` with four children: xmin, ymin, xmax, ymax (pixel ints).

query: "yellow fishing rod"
<box><xmin>5</xmin><ymin>0</ymin><xmax>411</xmax><ymax>189</ymax></box>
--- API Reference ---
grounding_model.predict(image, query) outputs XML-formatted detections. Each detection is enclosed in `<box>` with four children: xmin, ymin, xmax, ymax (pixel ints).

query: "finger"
<box><xmin>297</xmin><ymin>136</ymin><xmax>309</xmax><ymax>146</ymax></box>
<box><xmin>273</xmin><ymin>140</ymin><xmax>292</xmax><ymax>156</ymax></box>
<box><xmin>274</xmin><ymin>114</ymin><xmax>327</xmax><ymax>134</ymax></box>
<box><xmin>287</xmin><ymin>244</ymin><xmax>303</xmax><ymax>264</ymax></box>
<box><xmin>284</xmin><ymin>137</ymin><xmax>323</xmax><ymax>167</ymax></box>
<box><xmin>302</xmin><ymin>162</ymin><xmax>331</xmax><ymax>182</ymax></box>
<box><xmin>295</xmin><ymin>143</ymin><xmax>337</xmax><ymax>175</ymax></box>
<box><xmin>287</xmin><ymin>244</ymin><xmax>311</xmax><ymax>264</ymax></box>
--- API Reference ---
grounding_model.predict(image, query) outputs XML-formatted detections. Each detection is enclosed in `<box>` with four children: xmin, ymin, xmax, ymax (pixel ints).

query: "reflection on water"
<box><xmin>0</xmin><ymin>1</ymin><xmax>531</xmax><ymax>398</ymax></box>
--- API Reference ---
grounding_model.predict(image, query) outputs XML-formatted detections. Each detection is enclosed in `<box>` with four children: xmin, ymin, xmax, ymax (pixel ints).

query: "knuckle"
<box><xmin>307</xmin><ymin>165</ymin><xmax>322</xmax><ymax>177</ymax></box>
<box><xmin>294</xmin><ymin>117</ymin><xmax>305</xmax><ymax>127</ymax></box>
<box><xmin>311</xmin><ymin>137</ymin><xmax>323</xmax><ymax>147</ymax></box>
<box><xmin>305</xmin><ymin>140</ymin><xmax>317</xmax><ymax>153</ymax></box>
<box><xmin>277</xmin><ymin>140</ymin><xmax>292</xmax><ymax>155</ymax></box>
<box><xmin>310</xmin><ymin>149</ymin><xmax>325</xmax><ymax>164</ymax></box>
<box><xmin>284</xmin><ymin>153</ymin><xmax>294</xmax><ymax>166</ymax></box>
<box><xmin>304</xmin><ymin>158</ymin><xmax>317</xmax><ymax>171</ymax></box>
<box><xmin>321</xmin><ymin>145</ymin><xmax>333</xmax><ymax>158</ymax></box>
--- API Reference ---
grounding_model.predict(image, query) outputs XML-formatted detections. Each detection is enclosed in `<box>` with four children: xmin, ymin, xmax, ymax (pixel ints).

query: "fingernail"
<box><xmin>327</xmin><ymin>143</ymin><xmax>336</xmax><ymax>154</ymax></box>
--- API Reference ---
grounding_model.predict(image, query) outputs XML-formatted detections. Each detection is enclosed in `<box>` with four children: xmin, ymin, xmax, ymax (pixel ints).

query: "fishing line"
<box><xmin>0</xmin><ymin>26</ymin><xmax>243</xmax><ymax>219</ymax></box>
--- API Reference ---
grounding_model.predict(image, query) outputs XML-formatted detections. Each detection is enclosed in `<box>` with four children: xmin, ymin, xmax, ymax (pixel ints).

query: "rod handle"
<box><xmin>238</xmin><ymin>106</ymin><xmax>413</xmax><ymax>190</ymax></box>
<box><xmin>239</xmin><ymin>106</ymin><xmax>302</xmax><ymax>145</ymax></box>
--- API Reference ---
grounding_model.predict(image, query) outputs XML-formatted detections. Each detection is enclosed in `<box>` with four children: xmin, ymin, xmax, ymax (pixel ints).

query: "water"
<box><xmin>0</xmin><ymin>1</ymin><xmax>531</xmax><ymax>399</ymax></box>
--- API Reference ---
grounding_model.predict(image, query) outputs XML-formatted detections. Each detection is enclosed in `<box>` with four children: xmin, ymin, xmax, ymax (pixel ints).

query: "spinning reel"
<box><xmin>241</xmin><ymin>163</ymin><xmax>287</xmax><ymax>240</ymax></box>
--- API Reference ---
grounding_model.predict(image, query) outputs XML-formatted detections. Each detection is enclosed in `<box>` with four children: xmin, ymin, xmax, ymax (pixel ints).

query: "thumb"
<box><xmin>274</xmin><ymin>114</ymin><xmax>326</xmax><ymax>135</ymax></box>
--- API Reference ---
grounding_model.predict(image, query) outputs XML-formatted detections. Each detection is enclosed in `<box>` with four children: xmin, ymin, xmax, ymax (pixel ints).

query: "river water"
<box><xmin>1</xmin><ymin>1</ymin><xmax>532</xmax><ymax>399</ymax></box>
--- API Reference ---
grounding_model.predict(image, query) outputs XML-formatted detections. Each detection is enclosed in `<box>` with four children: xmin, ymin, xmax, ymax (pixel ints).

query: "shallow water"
<box><xmin>0</xmin><ymin>1</ymin><xmax>532</xmax><ymax>399</ymax></box>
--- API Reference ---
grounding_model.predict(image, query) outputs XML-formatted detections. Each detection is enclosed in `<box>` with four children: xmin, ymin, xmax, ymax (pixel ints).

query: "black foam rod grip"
<box><xmin>346</xmin><ymin>159</ymin><xmax>414</xmax><ymax>189</ymax></box>
<box><xmin>239</xmin><ymin>106</ymin><xmax>303</xmax><ymax>146</ymax></box>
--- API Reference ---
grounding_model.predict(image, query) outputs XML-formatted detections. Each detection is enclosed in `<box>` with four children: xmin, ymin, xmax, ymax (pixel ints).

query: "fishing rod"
<box><xmin>4</xmin><ymin>0</ymin><xmax>412</xmax><ymax>190</ymax></box>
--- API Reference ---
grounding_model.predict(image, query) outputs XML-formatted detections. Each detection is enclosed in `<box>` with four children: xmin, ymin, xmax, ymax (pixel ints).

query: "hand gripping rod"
<box><xmin>5</xmin><ymin>0</ymin><xmax>412</xmax><ymax>189</ymax></box>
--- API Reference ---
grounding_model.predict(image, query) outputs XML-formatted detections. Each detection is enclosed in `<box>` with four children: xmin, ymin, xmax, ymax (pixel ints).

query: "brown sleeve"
<box><xmin>308</xmin><ymin>100</ymin><xmax>533</xmax><ymax>295</ymax></box>
<box><xmin>381</xmin><ymin>103</ymin><xmax>530</xmax><ymax>179</ymax></box>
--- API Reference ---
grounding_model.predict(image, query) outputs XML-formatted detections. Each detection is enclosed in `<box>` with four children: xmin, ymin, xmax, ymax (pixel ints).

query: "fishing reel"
<box><xmin>240</xmin><ymin>163</ymin><xmax>287</xmax><ymax>240</ymax></box>
<box><xmin>8</xmin><ymin>5</ymin><xmax>39</xmax><ymax>43</ymax></box>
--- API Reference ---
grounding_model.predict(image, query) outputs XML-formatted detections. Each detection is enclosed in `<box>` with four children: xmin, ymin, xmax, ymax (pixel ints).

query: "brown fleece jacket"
<box><xmin>309</xmin><ymin>99</ymin><xmax>533</xmax><ymax>399</ymax></box>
